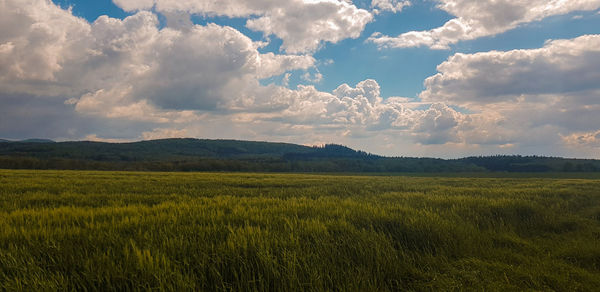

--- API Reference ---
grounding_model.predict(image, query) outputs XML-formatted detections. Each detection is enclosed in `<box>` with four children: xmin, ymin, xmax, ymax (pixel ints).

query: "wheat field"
<box><xmin>1</xmin><ymin>169</ymin><xmax>599</xmax><ymax>290</ymax></box>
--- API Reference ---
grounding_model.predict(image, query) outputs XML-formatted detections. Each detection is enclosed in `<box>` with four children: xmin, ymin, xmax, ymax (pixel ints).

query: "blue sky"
<box><xmin>2</xmin><ymin>0</ymin><xmax>600</xmax><ymax>157</ymax></box>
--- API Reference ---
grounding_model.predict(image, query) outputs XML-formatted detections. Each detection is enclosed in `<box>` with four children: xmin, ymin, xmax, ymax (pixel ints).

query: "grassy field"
<box><xmin>1</xmin><ymin>170</ymin><xmax>599</xmax><ymax>291</ymax></box>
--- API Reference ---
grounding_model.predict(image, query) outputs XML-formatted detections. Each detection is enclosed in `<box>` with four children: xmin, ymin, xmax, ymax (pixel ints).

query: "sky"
<box><xmin>1</xmin><ymin>0</ymin><xmax>600</xmax><ymax>158</ymax></box>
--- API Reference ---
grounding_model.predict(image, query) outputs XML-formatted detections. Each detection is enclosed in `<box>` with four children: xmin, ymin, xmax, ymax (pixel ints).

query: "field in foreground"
<box><xmin>1</xmin><ymin>170</ymin><xmax>600</xmax><ymax>291</ymax></box>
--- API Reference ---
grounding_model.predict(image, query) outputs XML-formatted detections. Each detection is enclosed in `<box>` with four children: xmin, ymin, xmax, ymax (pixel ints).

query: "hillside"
<box><xmin>0</xmin><ymin>138</ymin><xmax>599</xmax><ymax>172</ymax></box>
<box><xmin>0</xmin><ymin>139</ymin><xmax>313</xmax><ymax>160</ymax></box>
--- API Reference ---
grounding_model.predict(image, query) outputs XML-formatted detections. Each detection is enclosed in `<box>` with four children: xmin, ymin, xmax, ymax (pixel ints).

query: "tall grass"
<box><xmin>0</xmin><ymin>170</ymin><xmax>599</xmax><ymax>290</ymax></box>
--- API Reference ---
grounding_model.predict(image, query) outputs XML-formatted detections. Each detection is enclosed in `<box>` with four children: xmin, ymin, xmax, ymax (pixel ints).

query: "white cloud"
<box><xmin>112</xmin><ymin>0</ymin><xmax>373</xmax><ymax>53</ymax></box>
<box><xmin>301</xmin><ymin>71</ymin><xmax>323</xmax><ymax>83</ymax></box>
<box><xmin>281</xmin><ymin>73</ymin><xmax>292</xmax><ymax>87</ymax></box>
<box><xmin>257</xmin><ymin>53</ymin><xmax>315</xmax><ymax>79</ymax></box>
<box><xmin>246</xmin><ymin>1</ymin><xmax>372</xmax><ymax>53</ymax></box>
<box><xmin>369</xmin><ymin>0</ymin><xmax>600</xmax><ymax>49</ymax></box>
<box><xmin>563</xmin><ymin>130</ymin><xmax>600</xmax><ymax>148</ymax></box>
<box><xmin>0</xmin><ymin>0</ymin><xmax>315</xmax><ymax>120</ymax></box>
<box><xmin>421</xmin><ymin>35</ymin><xmax>600</xmax><ymax>107</ymax></box>
<box><xmin>231</xmin><ymin>79</ymin><xmax>473</xmax><ymax>145</ymax></box>
<box><xmin>371</xmin><ymin>0</ymin><xmax>411</xmax><ymax>14</ymax></box>
<box><xmin>420</xmin><ymin>34</ymin><xmax>600</xmax><ymax>147</ymax></box>
<box><xmin>411</xmin><ymin>103</ymin><xmax>463</xmax><ymax>144</ymax></box>
<box><xmin>0</xmin><ymin>0</ymin><xmax>90</xmax><ymax>94</ymax></box>
<box><xmin>74</xmin><ymin>86</ymin><xmax>199</xmax><ymax>124</ymax></box>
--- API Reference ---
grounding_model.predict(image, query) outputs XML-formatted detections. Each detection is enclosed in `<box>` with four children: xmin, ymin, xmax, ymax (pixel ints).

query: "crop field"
<box><xmin>1</xmin><ymin>170</ymin><xmax>600</xmax><ymax>291</ymax></box>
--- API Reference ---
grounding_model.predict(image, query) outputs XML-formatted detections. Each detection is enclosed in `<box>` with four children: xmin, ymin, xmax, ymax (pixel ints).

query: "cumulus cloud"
<box><xmin>420</xmin><ymin>34</ymin><xmax>600</xmax><ymax>147</ymax></box>
<box><xmin>371</xmin><ymin>0</ymin><xmax>411</xmax><ymax>14</ymax></box>
<box><xmin>563</xmin><ymin>130</ymin><xmax>600</xmax><ymax>148</ymax></box>
<box><xmin>0</xmin><ymin>0</ymin><xmax>90</xmax><ymax>95</ymax></box>
<box><xmin>421</xmin><ymin>35</ymin><xmax>600</xmax><ymax>106</ymax></box>
<box><xmin>257</xmin><ymin>53</ymin><xmax>316</xmax><ymax>79</ymax></box>
<box><xmin>0</xmin><ymin>0</ymin><xmax>315</xmax><ymax>121</ymax></box>
<box><xmin>369</xmin><ymin>0</ymin><xmax>600</xmax><ymax>49</ymax></box>
<box><xmin>245</xmin><ymin>1</ymin><xmax>372</xmax><ymax>53</ymax></box>
<box><xmin>233</xmin><ymin>79</ymin><xmax>472</xmax><ymax>145</ymax></box>
<box><xmin>112</xmin><ymin>0</ymin><xmax>373</xmax><ymax>53</ymax></box>
<box><xmin>83</xmin><ymin>15</ymin><xmax>314</xmax><ymax>113</ymax></box>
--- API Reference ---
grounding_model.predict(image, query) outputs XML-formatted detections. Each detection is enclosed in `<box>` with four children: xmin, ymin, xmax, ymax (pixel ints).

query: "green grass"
<box><xmin>1</xmin><ymin>170</ymin><xmax>599</xmax><ymax>291</ymax></box>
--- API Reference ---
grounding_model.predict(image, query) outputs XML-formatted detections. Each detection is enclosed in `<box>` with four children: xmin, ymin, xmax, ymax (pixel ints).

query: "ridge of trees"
<box><xmin>0</xmin><ymin>138</ymin><xmax>598</xmax><ymax>172</ymax></box>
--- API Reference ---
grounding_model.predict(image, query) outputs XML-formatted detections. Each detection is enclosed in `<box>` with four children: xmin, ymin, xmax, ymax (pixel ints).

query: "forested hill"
<box><xmin>0</xmin><ymin>139</ymin><xmax>369</xmax><ymax>160</ymax></box>
<box><xmin>0</xmin><ymin>138</ymin><xmax>599</xmax><ymax>172</ymax></box>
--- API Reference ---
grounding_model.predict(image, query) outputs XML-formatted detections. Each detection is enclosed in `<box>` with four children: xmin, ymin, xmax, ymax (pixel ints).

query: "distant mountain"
<box><xmin>0</xmin><ymin>139</ymin><xmax>10</xmax><ymax>143</ymax></box>
<box><xmin>0</xmin><ymin>138</ymin><xmax>598</xmax><ymax>172</ymax></box>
